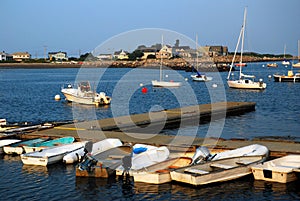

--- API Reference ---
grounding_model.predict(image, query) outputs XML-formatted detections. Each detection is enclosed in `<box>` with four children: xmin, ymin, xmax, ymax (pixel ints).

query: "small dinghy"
<box><xmin>170</xmin><ymin>155</ymin><xmax>266</xmax><ymax>186</ymax></box>
<box><xmin>251</xmin><ymin>154</ymin><xmax>300</xmax><ymax>183</ymax></box>
<box><xmin>4</xmin><ymin>138</ymin><xmax>48</xmax><ymax>155</ymax></box>
<box><xmin>63</xmin><ymin>138</ymin><xmax>122</xmax><ymax>164</ymax></box>
<box><xmin>23</xmin><ymin>136</ymin><xmax>75</xmax><ymax>153</ymax></box>
<box><xmin>191</xmin><ymin>144</ymin><xmax>269</xmax><ymax>164</ymax></box>
<box><xmin>76</xmin><ymin>144</ymin><xmax>132</xmax><ymax>178</ymax></box>
<box><xmin>132</xmin><ymin>157</ymin><xmax>192</xmax><ymax>184</ymax></box>
<box><xmin>115</xmin><ymin>144</ymin><xmax>170</xmax><ymax>175</ymax></box>
<box><xmin>0</xmin><ymin>139</ymin><xmax>21</xmax><ymax>154</ymax></box>
<box><xmin>21</xmin><ymin>141</ymin><xmax>87</xmax><ymax>166</ymax></box>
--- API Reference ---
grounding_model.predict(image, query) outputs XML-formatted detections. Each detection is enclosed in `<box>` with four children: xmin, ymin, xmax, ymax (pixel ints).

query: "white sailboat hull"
<box><xmin>227</xmin><ymin>80</ymin><xmax>266</xmax><ymax>90</ymax></box>
<box><xmin>282</xmin><ymin>61</ymin><xmax>290</xmax><ymax>65</ymax></box>
<box><xmin>152</xmin><ymin>80</ymin><xmax>181</xmax><ymax>87</ymax></box>
<box><xmin>191</xmin><ymin>74</ymin><xmax>213</xmax><ymax>82</ymax></box>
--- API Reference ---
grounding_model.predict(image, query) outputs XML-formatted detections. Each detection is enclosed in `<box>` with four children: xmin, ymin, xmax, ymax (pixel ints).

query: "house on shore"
<box><xmin>202</xmin><ymin>46</ymin><xmax>228</xmax><ymax>57</ymax></box>
<box><xmin>156</xmin><ymin>45</ymin><xmax>173</xmax><ymax>59</ymax></box>
<box><xmin>97</xmin><ymin>54</ymin><xmax>113</xmax><ymax>60</ymax></box>
<box><xmin>113</xmin><ymin>50</ymin><xmax>129</xmax><ymax>60</ymax></box>
<box><xmin>48</xmin><ymin>51</ymin><xmax>68</xmax><ymax>61</ymax></box>
<box><xmin>12</xmin><ymin>52</ymin><xmax>31</xmax><ymax>61</ymax></box>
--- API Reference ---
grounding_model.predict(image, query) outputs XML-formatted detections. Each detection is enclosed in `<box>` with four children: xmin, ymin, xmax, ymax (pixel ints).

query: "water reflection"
<box><xmin>22</xmin><ymin>165</ymin><xmax>49</xmax><ymax>176</ymax></box>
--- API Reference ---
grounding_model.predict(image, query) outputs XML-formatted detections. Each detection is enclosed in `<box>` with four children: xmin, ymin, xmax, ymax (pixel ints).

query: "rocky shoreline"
<box><xmin>0</xmin><ymin>55</ymin><xmax>293</xmax><ymax>72</ymax></box>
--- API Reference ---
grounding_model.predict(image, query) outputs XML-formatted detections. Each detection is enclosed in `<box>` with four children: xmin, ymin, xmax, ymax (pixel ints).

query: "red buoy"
<box><xmin>141</xmin><ymin>87</ymin><xmax>148</xmax><ymax>94</ymax></box>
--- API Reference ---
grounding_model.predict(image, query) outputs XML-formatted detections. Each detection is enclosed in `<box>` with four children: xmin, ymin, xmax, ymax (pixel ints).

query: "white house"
<box><xmin>97</xmin><ymin>54</ymin><xmax>113</xmax><ymax>60</ymax></box>
<box><xmin>156</xmin><ymin>45</ymin><xmax>173</xmax><ymax>59</ymax></box>
<box><xmin>48</xmin><ymin>51</ymin><xmax>68</xmax><ymax>61</ymax></box>
<box><xmin>0</xmin><ymin>51</ymin><xmax>6</xmax><ymax>61</ymax></box>
<box><xmin>12</xmin><ymin>52</ymin><xmax>31</xmax><ymax>61</ymax></box>
<box><xmin>113</xmin><ymin>50</ymin><xmax>129</xmax><ymax>60</ymax></box>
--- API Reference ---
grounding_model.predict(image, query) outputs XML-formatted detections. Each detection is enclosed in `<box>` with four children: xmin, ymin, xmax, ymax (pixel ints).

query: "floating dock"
<box><xmin>10</xmin><ymin>101</ymin><xmax>300</xmax><ymax>157</ymax></box>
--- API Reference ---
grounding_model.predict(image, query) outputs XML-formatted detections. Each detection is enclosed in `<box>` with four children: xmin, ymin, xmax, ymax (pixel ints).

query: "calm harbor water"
<box><xmin>0</xmin><ymin>63</ymin><xmax>300</xmax><ymax>200</ymax></box>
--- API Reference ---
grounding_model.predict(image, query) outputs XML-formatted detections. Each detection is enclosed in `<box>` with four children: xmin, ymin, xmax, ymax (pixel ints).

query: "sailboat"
<box><xmin>151</xmin><ymin>35</ymin><xmax>181</xmax><ymax>87</ymax></box>
<box><xmin>292</xmin><ymin>40</ymin><xmax>300</xmax><ymax>68</ymax></box>
<box><xmin>227</xmin><ymin>8</ymin><xmax>266</xmax><ymax>90</ymax></box>
<box><xmin>282</xmin><ymin>44</ymin><xmax>291</xmax><ymax>65</ymax></box>
<box><xmin>191</xmin><ymin>35</ymin><xmax>213</xmax><ymax>82</ymax></box>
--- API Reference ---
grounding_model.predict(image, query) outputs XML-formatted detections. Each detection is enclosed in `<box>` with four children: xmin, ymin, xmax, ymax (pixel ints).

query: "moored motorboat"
<box><xmin>63</xmin><ymin>138</ymin><xmax>122</xmax><ymax>164</ymax></box>
<box><xmin>170</xmin><ymin>155</ymin><xmax>266</xmax><ymax>186</ymax></box>
<box><xmin>21</xmin><ymin>141</ymin><xmax>87</xmax><ymax>166</ymax></box>
<box><xmin>267</xmin><ymin>63</ymin><xmax>278</xmax><ymax>68</ymax></box>
<box><xmin>61</xmin><ymin>81</ymin><xmax>111</xmax><ymax>106</ymax></box>
<box><xmin>23</xmin><ymin>136</ymin><xmax>75</xmax><ymax>153</ymax></box>
<box><xmin>3</xmin><ymin>138</ymin><xmax>48</xmax><ymax>155</ymax></box>
<box><xmin>273</xmin><ymin>70</ymin><xmax>300</xmax><ymax>82</ymax></box>
<box><xmin>251</xmin><ymin>154</ymin><xmax>300</xmax><ymax>183</ymax></box>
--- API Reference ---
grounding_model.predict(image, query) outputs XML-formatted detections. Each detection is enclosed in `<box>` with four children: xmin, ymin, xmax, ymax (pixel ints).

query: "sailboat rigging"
<box><xmin>151</xmin><ymin>35</ymin><xmax>181</xmax><ymax>87</ymax></box>
<box><xmin>292</xmin><ymin>40</ymin><xmax>300</xmax><ymax>68</ymax></box>
<box><xmin>227</xmin><ymin>7</ymin><xmax>266</xmax><ymax>90</ymax></box>
<box><xmin>282</xmin><ymin>44</ymin><xmax>291</xmax><ymax>65</ymax></box>
<box><xmin>191</xmin><ymin>34</ymin><xmax>213</xmax><ymax>82</ymax></box>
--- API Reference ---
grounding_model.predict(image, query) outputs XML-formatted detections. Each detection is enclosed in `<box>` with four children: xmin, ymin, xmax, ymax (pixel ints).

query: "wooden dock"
<box><xmin>9</xmin><ymin>101</ymin><xmax>300</xmax><ymax>157</ymax></box>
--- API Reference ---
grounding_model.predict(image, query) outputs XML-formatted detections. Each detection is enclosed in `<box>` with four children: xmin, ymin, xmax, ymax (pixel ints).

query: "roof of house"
<box><xmin>12</xmin><ymin>52</ymin><xmax>30</xmax><ymax>56</ymax></box>
<box><xmin>48</xmin><ymin>51</ymin><xmax>67</xmax><ymax>55</ymax></box>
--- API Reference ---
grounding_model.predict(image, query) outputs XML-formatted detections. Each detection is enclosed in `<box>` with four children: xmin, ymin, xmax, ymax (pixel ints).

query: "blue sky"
<box><xmin>1</xmin><ymin>0</ymin><xmax>300</xmax><ymax>57</ymax></box>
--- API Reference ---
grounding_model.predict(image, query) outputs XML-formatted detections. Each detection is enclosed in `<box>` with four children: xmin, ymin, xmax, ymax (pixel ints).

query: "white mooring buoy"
<box><xmin>212</xmin><ymin>83</ymin><xmax>218</xmax><ymax>88</ymax></box>
<box><xmin>54</xmin><ymin>94</ymin><xmax>61</xmax><ymax>101</ymax></box>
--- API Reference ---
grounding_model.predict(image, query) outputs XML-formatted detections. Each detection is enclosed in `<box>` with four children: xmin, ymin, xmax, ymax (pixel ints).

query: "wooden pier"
<box><xmin>7</xmin><ymin>101</ymin><xmax>300</xmax><ymax>157</ymax></box>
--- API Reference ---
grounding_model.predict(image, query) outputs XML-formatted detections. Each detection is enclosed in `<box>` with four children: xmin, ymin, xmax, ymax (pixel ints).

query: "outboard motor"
<box><xmin>78</xmin><ymin>141</ymin><xmax>96</xmax><ymax>172</ymax></box>
<box><xmin>191</xmin><ymin>146</ymin><xmax>213</xmax><ymax>164</ymax></box>
<box><xmin>78</xmin><ymin>154</ymin><xmax>98</xmax><ymax>172</ymax></box>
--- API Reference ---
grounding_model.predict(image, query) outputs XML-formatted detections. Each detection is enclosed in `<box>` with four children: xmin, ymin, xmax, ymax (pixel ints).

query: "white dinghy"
<box><xmin>21</xmin><ymin>141</ymin><xmax>87</xmax><ymax>166</ymax></box>
<box><xmin>115</xmin><ymin>144</ymin><xmax>170</xmax><ymax>175</ymax></box>
<box><xmin>251</xmin><ymin>154</ymin><xmax>300</xmax><ymax>183</ymax></box>
<box><xmin>191</xmin><ymin>144</ymin><xmax>269</xmax><ymax>164</ymax></box>
<box><xmin>0</xmin><ymin>139</ymin><xmax>21</xmax><ymax>154</ymax></box>
<box><xmin>63</xmin><ymin>138</ymin><xmax>122</xmax><ymax>164</ymax></box>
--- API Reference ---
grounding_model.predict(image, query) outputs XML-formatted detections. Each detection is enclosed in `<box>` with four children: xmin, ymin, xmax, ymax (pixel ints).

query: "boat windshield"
<box><xmin>79</xmin><ymin>82</ymin><xmax>91</xmax><ymax>92</ymax></box>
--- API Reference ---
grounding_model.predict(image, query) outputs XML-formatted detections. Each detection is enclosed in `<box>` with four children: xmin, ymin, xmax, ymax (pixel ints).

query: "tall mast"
<box><xmin>160</xmin><ymin>35</ymin><xmax>163</xmax><ymax>82</ymax></box>
<box><xmin>196</xmin><ymin>34</ymin><xmax>198</xmax><ymax>70</ymax></box>
<box><xmin>240</xmin><ymin>7</ymin><xmax>247</xmax><ymax>78</ymax></box>
<box><xmin>298</xmin><ymin>40</ymin><xmax>300</xmax><ymax>62</ymax></box>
